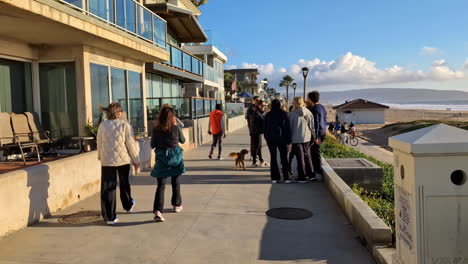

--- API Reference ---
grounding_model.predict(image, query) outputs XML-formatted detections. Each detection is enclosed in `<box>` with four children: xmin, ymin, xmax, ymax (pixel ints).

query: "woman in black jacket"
<box><xmin>264</xmin><ymin>99</ymin><xmax>292</xmax><ymax>183</ymax></box>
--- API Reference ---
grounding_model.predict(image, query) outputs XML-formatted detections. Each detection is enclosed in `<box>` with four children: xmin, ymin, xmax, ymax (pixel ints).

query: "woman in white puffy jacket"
<box><xmin>97</xmin><ymin>102</ymin><xmax>140</xmax><ymax>225</ymax></box>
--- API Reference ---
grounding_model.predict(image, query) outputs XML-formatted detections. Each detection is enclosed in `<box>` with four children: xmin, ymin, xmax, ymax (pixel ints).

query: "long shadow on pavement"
<box><xmin>258</xmin><ymin>182</ymin><xmax>375</xmax><ymax>263</ymax></box>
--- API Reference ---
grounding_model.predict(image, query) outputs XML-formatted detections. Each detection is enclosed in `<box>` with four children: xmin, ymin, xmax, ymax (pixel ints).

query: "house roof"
<box><xmin>332</xmin><ymin>99</ymin><xmax>389</xmax><ymax>110</ymax></box>
<box><xmin>224</xmin><ymin>69</ymin><xmax>260</xmax><ymax>74</ymax></box>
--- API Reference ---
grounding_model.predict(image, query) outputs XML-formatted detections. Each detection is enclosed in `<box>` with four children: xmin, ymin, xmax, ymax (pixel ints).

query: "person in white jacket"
<box><xmin>97</xmin><ymin>102</ymin><xmax>140</xmax><ymax>225</ymax></box>
<box><xmin>288</xmin><ymin>97</ymin><xmax>316</xmax><ymax>183</ymax></box>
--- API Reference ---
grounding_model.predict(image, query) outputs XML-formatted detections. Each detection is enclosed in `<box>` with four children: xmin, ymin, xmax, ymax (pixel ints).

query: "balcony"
<box><xmin>164</xmin><ymin>44</ymin><xmax>204</xmax><ymax>76</ymax></box>
<box><xmin>59</xmin><ymin>0</ymin><xmax>167</xmax><ymax>49</ymax></box>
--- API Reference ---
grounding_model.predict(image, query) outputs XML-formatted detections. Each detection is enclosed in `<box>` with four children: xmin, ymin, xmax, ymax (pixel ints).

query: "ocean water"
<box><xmin>386</xmin><ymin>103</ymin><xmax>468</xmax><ymax>111</ymax></box>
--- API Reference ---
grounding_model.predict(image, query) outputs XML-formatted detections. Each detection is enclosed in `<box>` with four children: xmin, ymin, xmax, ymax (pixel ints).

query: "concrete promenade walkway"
<box><xmin>0</xmin><ymin>127</ymin><xmax>374</xmax><ymax>264</ymax></box>
<box><xmin>352</xmin><ymin>137</ymin><xmax>394</xmax><ymax>164</ymax></box>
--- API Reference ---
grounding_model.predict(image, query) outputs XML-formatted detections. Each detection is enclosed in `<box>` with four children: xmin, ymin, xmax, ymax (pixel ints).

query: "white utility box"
<box><xmin>389</xmin><ymin>124</ymin><xmax>468</xmax><ymax>264</ymax></box>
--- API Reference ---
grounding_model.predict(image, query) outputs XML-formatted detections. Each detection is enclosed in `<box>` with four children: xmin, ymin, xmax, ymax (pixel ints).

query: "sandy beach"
<box><xmin>324</xmin><ymin>106</ymin><xmax>468</xmax><ymax>150</ymax></box>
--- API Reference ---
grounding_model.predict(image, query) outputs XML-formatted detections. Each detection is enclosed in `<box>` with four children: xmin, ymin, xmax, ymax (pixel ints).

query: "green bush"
<box><xmin>322</xmin><ymin>135</ymin><xmax>395</xmax><ymax>235</ymax></box>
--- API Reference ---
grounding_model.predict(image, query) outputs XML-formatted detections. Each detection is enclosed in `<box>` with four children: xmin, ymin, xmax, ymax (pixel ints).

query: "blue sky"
<box><xmin>198</xmin><ymin>0</ymin><xmax>468</xmax><ymax>91</ymax></box>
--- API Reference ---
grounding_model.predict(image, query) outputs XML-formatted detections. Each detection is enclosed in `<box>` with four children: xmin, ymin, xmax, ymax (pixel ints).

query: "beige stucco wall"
<box><xmin>227</xmin><ymin>115</ymin><xmax>247</xmax><ymax>133</ymax></box>
<box><xmin>0</xmin><ymin>37</ymin><xmax>39</xmax><ymax>60</ymax></box>
<box><xmin>0</xmin><ymin>152</ymin><xmax>101</xmax><ymax>238</ymax></box>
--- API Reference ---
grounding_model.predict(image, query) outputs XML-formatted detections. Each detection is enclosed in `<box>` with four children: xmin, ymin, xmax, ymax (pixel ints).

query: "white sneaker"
<box><xmin>154</xmin><ymin>211</ymin><xmax>165</xmax><ymax>222</ymax></box>
<box><xmin>285</xmin><ymin>180</ymin><xmax>293</xmax><ymax>184</ymax></box>
<box><xmin>298</xmin><ymin>180</ymin><xmax>308</xmax><ymax>184</ymax></box>
<box><xmin>271</xmin><ymin>180</ymin><xmax>278</xmax><ymax>184</ymax></box>
<box><xmin>127</xmin><ymin>199</ymin><xmax>135</xmax><ymax>213</ymax></box>
<box><xmin>308</xmin><ymin>177</ymin><xmax>317</xmax><ymax>182</ymax></box>
<box><xmin>252</xmin><ymin>163</ymin><xmax>259</xmax><ymax>167</ymax></box>
<box><xmin>107</xmin><ymin>217</ymin><xmax>119</xmax><ymax>225</ymax></box>
<box><xmin>218</xmin><ymin>157</ymin><xmax>224</xmax><ymax>160</ymax></box>
<box><xmin>173</xmin><ymin>205</ymin><xmax>183</xmax><ymax>213</ymax></box>
<box><xmin>261</xmin><ymin>162</ymin><xmax>270</xmax><ymax>167</ymax></box>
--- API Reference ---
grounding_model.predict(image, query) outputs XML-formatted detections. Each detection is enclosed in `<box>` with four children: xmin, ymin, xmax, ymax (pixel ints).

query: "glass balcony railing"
<box><xmin>165</xmin><ymin>44</ymin><xmax>204</xmax><ymax>76</ymax></box>
<box><xmin>204</xmin><ymin>64</ymin><xmax>216</xmax><ymax>83</ymax></box>
<box><xmin>146</xmin><ymin>97</ymin><xmax>223</xmax><ymax>121</ymax></box>
<box><xmin>58</xmin><ymin>0</ymin><xmax>167</xmax><ymax>49</ymax></box>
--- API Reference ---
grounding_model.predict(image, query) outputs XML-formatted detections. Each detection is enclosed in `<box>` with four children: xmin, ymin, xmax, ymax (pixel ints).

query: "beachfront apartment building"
<box><xmin>224</xmin><ymin>68</ymin><xmax>259</xmax><ymax>96</ymax></box>
<box><xmin>0</xmin><ymin>0</ymin><xmax>226</xmax><ymax>138</ymax></box>
<box><xmin>0</xmin><ymin>0</ymin><xmax>168</xmax><ymax>138</ymax></box>
<box><xmin>182</xmin><ymin>30</ymin><xmax>227</xmax><ymax>100</ymax></box>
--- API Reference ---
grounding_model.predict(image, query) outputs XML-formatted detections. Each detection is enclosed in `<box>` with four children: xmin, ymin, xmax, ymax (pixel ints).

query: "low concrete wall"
<box><xmin>0</xmin><ymin>152</ymin><xmax>101</xmax><ymax>237</ymax></box>
<box><xmin>322</xmin><ymin>158</ymin><xmax>392</xmax><ymax>248</ymax></box>
<box><xmin>180</xmin><ymin>127</ymin><xmax>196</xmax><ymax>151</ymax></box>
<box><xmin>227</xmin><ymin>115</ymin><xmax>247</xmax><ymax>133</ymax></box>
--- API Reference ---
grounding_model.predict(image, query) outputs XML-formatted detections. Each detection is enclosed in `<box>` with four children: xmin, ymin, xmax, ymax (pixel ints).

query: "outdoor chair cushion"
<box><xmin>0</xmin><ymin>113</ymin><xmax>14</xmax><ymax>146</ymax></box>
<box><xmin>11</xmin><ymin>114</ymin><xmax>32</xmax><ymax>143</ymax></box>
<box><xmin>25</xmin><ymin>112</ymin><xmax>49</xmax><ymax>143</ymax></box>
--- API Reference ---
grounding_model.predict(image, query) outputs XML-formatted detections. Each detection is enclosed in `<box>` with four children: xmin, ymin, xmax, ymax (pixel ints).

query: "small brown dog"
<box><xmin>229</xmin><ymin>149</ymin><xmax>249</xmax><ymax>170</ymax></box>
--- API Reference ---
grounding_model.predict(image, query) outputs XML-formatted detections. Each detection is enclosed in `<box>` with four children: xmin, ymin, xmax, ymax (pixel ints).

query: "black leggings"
<box><xmin>101</xmin><ymin>164</ymin><xmax>133</xmax><ymax>221</ymax></box>
<box><xmin>251</xmin><ymin>133</ymin><xmax>264</xmax><ymax>164</ymax></box>
<box><xmin>154</xmin><ymin>175</ymin><xmax>182</xmax><ymax>213</ymax></box>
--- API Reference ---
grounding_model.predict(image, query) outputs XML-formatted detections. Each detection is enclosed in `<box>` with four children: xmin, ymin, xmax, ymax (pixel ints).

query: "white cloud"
<box><xmin>225</xmin><ymin>65</ymin><xmax>237</xmax><ymax>70</ymax></box>
<box><xmin>230</xmin><ymin>52</ymin><xmax>465</xmax><ymax>90</ymax></box>
<box><xmin>240</xmin><ymin>62</ymin><xmax>275</xmax><ymax>76</ymax></box>
<box><xmin>431</xmin><ymin>59</ymin><xmax>447</xmax><ymax>67</ymax></box>
<box><xmin>429</xmin><ymin>60</ymin><xmax>464</xmax><ymax>80</ymax></box>
<box><xmin>420</xmin><ymin>46</ymin><xmax>443</xmax><ymax>56</ymax></box>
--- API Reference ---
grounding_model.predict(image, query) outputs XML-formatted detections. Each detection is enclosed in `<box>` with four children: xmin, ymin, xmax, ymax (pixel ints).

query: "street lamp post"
<box><xmin>302</xmin><ymin>67</ymin><xmax>309</xmax><ymax>100</ymax></box>
<box><xmin>292</xmin><ymin>83</ymin><xmax>297</xmax><ymax>98</ymax></box>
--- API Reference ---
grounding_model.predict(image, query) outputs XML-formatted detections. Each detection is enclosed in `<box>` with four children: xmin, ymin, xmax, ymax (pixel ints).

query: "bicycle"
<box><xmin>347</xmin><ymin>129</ymin><xmax>359</xmax><ymax>146</ymax></box>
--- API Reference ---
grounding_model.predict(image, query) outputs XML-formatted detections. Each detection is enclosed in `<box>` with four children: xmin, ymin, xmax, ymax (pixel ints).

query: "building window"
<box><xmin>90</xmin><ymin>63</ymin><xmax>109</xmax><ymax>124</ymax></box>
<box><xmin>91</xmin><ymin>63</ymin><xmax>144</xmax><ymax>132</ymax></box>
<box><xmin>111</xmin><ymin>68</ymin><xmax>128</xmax><ymax>113</ymax></box>
<box><xmin>39</xmin><ymin>62</ymin><xmax>78</xmax><ymax>138</ymax></box>
<box><xmin>128</xmin><ymin>71</ymin><xmax>143</xmax><ymax>131</ymax></box>
<box><xmin>0</xmin><ymin>58</ymin><xmax>33</xmax><ymax>114</ymax></box>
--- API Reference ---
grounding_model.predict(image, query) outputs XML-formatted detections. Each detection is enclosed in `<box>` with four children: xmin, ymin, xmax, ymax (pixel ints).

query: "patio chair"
<box><xmin>0</xmin><ymin>113</ymin><xmax>19</xmax><ymax>161</ymax></box>
<box><xmin>24</xmin><ymin>112</ymin><xmax>50</xmax><ymax>145</ymax></box>
<box><xmin>10</xmin><ymin>113</ymin><xmax>41</xmax><ymax>165</ymax></box>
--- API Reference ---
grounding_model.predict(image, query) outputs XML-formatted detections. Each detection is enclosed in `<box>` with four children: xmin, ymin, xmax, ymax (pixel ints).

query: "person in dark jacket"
<box><xmin>246</xmin><ymin>96</ymin><xmax>260</xmax><ymax>160</ymax></box>
<box><xmin>250</xmin><ymin>100</ymin><xmax>269</xmax><ymax>167</ymax></box>
<box><xmin>150</xmin><ymin>105</ymin><xmax>186</xmax><ymax>222</ymax></box>
<box><xmin>307</xmin><ymin>91</ymin><xmax>328</xmax><ymax>179</ymax></box>
<box><xmin>264</xmin><ymin>99</ymin><xmax>291</xmax><ymax>183</ymax></box>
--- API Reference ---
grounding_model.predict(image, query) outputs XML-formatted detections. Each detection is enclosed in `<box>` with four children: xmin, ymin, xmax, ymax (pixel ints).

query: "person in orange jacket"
<box><xmin>208</xmin><ymin>104</ymin><xmax>226</xmax><ymax>160</ymax></box>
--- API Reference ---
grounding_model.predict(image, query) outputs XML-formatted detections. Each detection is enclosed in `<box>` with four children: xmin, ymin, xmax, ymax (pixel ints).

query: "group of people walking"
<box><xmin>97</xmin><ymin>103</ymin><xmax>185</xmax><ymax>224</ymax></box>
<box><xmin>246</xmin><ymin>91</ymin><xmax>328</xmax><ymax>184</ymax></box>
<box><xmin>95</xmin><ymin>91</ymin><xmax>327</xmax><ymax>225</ymax></box>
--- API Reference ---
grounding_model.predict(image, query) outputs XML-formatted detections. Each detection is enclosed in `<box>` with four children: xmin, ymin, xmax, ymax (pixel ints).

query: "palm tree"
<box><xmin>279</xmin><ymin>75</ymin><xmax>294</xmax><ymax>105</ymax></box>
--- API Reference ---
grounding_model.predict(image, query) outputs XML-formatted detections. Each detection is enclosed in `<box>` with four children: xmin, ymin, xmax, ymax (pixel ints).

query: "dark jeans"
<box><xmin>291</xmin><ymin>142</ymin><xmax>314</xmax><ymax>181</ymax></box>
<box><xmin>101</xmin><ymin>164</ymin><xmax>133</xmax><ymax>221</ymax></box>
<box><xmin>209</xmin><ymin>132</ymin><xmax>223</xmax><ymax>158</ymax></box>
<box><xmin>267</xmin><ymin>141</ymin><xmax>289</xmax><ymax>181</ymax></box>
<box><xmin>154</xmin><ymin>176</ymin><xmax>182</xmax><ymax>213</ymax></box>
<box><xmin>251</xmin><ymin>133</ymin><xmax>264</xmax><ymax>164</ymax></box>
<box><xmin>288</xmin><ymin>147</ymin><xmax>295</xmax><ymax>173</ymax></box>
<box><xmin>311</xmin><ymin>133</ymin><xmax>326</xmax><ymax>175</ymax></box>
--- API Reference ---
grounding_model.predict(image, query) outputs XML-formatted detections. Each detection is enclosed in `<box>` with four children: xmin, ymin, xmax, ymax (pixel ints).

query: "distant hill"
<box><xmin>320</xmin><ymin>88</ymin><xmax>468</xmax><ymax>105</ymax></box>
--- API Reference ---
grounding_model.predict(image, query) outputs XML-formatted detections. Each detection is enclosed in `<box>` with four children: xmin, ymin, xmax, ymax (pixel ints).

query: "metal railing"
<box><xmin>164</xmin><ymin>44</ymin><xmax>204</xmax><ymax>76</ymax></box>
<box><xmin>146</xmin><ymin>97</ymin><xmax>223</xmax><ymax>120</ymax></box>
<box><xmin>58</xmin><ymin>0</ymin><xmax>167</xmax><ymax>49</ymax></box>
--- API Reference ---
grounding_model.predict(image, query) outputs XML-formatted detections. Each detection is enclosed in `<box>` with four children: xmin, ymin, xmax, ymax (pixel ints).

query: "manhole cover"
<box><xmin>265</xmin><ymin>207</ymin><xmax>313</xmax><ymax>220</ymax></box>
<box><xmin>58</xmin><ymin>211</ymin><xmax>101</xmax><ymax>224</ymax></box>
